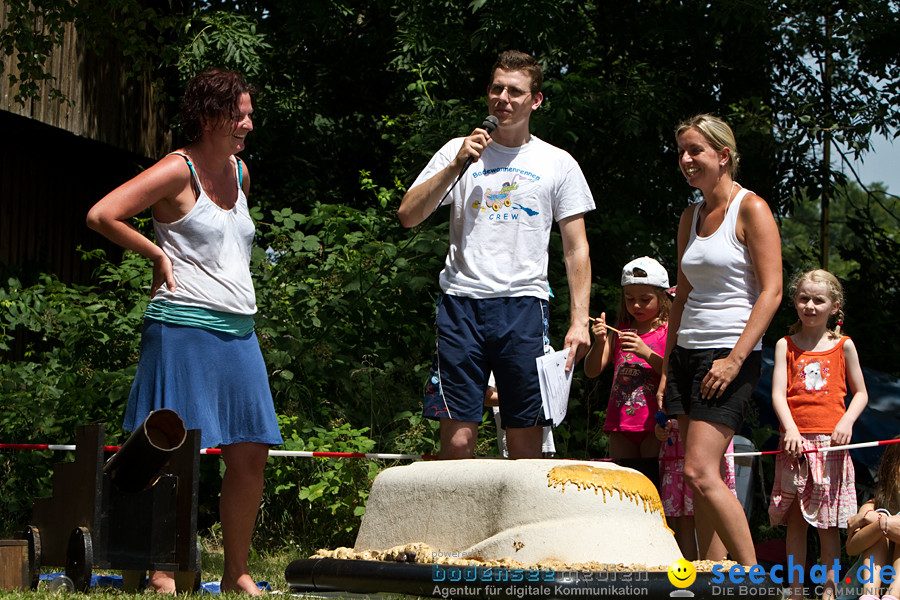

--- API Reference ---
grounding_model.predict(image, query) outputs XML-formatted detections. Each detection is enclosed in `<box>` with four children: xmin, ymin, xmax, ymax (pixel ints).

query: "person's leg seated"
<box><xmin>682</xmin><ymin>418</ymin><xmax>756</xmax><ymax>565</ymax></box>
<box><xmin>220</xmin><ymin>442</ymin><xmax>269</xmax><ymax>595</ymax></box>
<box><xmin>439</xmin><ymin>419</ymin><xmax>479</xmax><ymax>459</ymax></box>
<box><xmin>883</xmin><ymin>545</ymin><xmax>900</xmax><ymax>600</ymax></box>
<box><xmin>857</xmin><ymin>538</ymin><xmax>890</xmax><ymax>599</ymax></box>
<box><xmin>506</xmin><ymin>425</ymin><xmax>542</xmax><ymax>459</ymax></box>
<box><xmin>881</xmin><ymin>543</ymin><xmax>900</xmax><ymax>600</ymax></box>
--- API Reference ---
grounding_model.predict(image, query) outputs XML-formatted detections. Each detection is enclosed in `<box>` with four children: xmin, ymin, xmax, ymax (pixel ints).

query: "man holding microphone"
<box><xmin>398</xmin><ymin>49</ymin><xmax>595</xmax><ymax>459</ymax></box>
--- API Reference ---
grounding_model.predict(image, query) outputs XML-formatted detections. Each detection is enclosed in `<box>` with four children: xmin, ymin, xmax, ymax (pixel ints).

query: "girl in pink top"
<box><xmin>585</xmin><ymin>256</ymin><xmax>671</xmax><ymax>459</ymax></box>
<box><xmin>769</xmin><ymin>269</ymin><xmax>868</xmax><ymax>600</ymax></box>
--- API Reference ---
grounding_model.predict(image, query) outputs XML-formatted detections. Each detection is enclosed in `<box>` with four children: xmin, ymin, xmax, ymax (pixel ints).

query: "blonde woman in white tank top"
<box><xmin>657</xmin><ymin>114</ymin><xmax>782</xmax><ymax>567</ymax></box>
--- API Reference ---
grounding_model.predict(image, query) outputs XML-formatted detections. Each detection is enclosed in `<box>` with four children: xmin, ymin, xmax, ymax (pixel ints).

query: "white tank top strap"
<box><xmin>168</xmin><ymin>151</ymin><xmax>244</xmax><ymax>203</ymax></box>
<box><xmin>724</xmin><ymin>187</ymin><xmax>750</xmax><ymax>246</ymax></box>
<box><xmin>689</xmin><ymin>186</ymin><xmax>751</xmax><ymax>243</ymax></box>
<box><xmin>169</xmin><ymin>151</ymin><xmax>204</xmax><ymax>198</ymax></box>
<box><xmin>689</xmin><ymin>199</ymin><xmax>702</xmax><ymax>232</ymax></box>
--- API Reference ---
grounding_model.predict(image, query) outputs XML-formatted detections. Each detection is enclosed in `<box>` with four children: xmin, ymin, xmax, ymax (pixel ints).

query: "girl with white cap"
<box><xmin>585</xmin><ymin>256</ymin><xmax>671</xmax><ymax>460</ymax></box>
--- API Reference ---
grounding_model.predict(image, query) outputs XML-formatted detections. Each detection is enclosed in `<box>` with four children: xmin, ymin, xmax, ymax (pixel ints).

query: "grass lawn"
<box><xmin>1</xmin><ymin>537</ymin><xmax>305</xmax><ymax>599</ymax></box>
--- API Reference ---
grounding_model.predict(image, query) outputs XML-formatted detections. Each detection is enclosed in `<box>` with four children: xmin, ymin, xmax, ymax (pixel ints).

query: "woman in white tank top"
<box><xmin>657</xmin><ymin>114</ymin><xmax>782</xmax><ymax>566</ymax></box>
<box><xmin>87</xmin><ymin>69</ymin><xmax>277</xmax><ymax>595</ymax></box>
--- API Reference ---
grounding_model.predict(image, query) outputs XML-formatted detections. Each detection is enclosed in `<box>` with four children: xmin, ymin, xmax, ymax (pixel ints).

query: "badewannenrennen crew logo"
<box><xmin>470</xmin><ymin>171</ymin><xmax>541</xmax><ymax>218</ymax></box>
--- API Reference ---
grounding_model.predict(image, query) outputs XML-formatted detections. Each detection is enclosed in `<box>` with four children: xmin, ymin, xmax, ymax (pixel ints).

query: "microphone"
<box><xmin>458</xmin><ymin>115</ymin><xmax>499</xmax><ymax>180</ymax></box>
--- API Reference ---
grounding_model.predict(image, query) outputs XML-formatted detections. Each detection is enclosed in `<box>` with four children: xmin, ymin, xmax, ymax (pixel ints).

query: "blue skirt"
<box><xmin>125</xmin><ymin>319</ymin><xmax>283</xmax><ymax>448</ymax></box>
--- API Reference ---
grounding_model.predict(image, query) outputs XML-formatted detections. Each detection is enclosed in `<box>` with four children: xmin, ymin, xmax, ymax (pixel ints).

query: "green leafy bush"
<box><xmin>0</xmin><ymin>251</ymin><xmax>146</xmax><ymax>530</ymax></box>
<box><xmin>251</xmin><ymin>197</ymin><xmax>446</xmax><ymax>440</ymax></box>
<box><xmin>260</xmin><ymin>418</ymin><xmax>380</xmax><ymax>550</ymax></box>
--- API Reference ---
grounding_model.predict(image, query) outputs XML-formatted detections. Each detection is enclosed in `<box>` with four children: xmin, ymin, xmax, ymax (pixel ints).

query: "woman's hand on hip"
<box><xmin>151</xmin><ymin>254</ymin><xmax>176</xmax><ymax>297</ymax></box>
<box><xmin>701</xmin><ymin>356</ymin><xmax>741</xmax><ymax>399</ymax></box>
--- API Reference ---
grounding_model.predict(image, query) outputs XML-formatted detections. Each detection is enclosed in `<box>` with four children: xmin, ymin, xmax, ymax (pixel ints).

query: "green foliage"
<box><xmin>0</xmin><ymin>0</ymin><xmax>76</xmax><ymax>103</ymax></box>
<box><xmin>262</xmin><ymin>419</ymin><xmax>380</xmax><ymax>549</ymax></box>
<box><xmin>1</xmin><ymin>1</ymin><xmax>271</xmax><ymax>109</ymax></box>
<box><xmin>252</xmin><ymin>190</ymin><xmax>446</xmax><ymax>440</ymax></box>
<box><xmin>1</xmin><ymin>0</ymin><xmax>178</xmax><ymax>104</ymax></box>
<box><xmin>0</xmin><ymin>251</ymin><xmax>147</xmax><ymax>530</ymax></box>
<box><xmin>780</xmin><ymin>183</ymin><xmax>873</xmax><ymax>279</ymax></box>
<box><xmin>176</xmin><ymin>11</ymin><xmax>272</xmax><ymax>80</ymax></box>
<box><xmin>837</xmin><ymin>185</ymin><xmax>900</xmax><ymax>373</ymax></box>
<box><xmin>776</xmin><ymin>181</ymin><xmax>900</xmax><ymax>371</ymax></box>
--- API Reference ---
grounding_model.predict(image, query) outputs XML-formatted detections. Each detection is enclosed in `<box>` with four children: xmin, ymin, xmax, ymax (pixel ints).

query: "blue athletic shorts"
<box><xmin>422</xmin><ymin>294</ymin><xmax>551</xmax><ymax>428</ymax></box>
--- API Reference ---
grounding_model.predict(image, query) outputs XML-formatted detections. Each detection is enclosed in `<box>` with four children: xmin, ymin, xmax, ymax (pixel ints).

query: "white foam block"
<box><xmin>353</xmin><ymin>459</ymin><xmax>682</xmax><ymax>567</ymax></box>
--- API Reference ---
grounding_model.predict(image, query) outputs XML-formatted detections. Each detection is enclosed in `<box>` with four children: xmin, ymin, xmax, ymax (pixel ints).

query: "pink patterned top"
<box><xmin>603</xmin><ymin>322</ymin><xmax>668</xmax><ymax>432</ymax></box>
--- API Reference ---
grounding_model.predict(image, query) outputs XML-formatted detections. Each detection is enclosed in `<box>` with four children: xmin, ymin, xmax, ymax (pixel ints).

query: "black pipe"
<box><xmin>103</xmin><ymin>409</ymin><xmax>187</xmax><ymax>493</ymax></box>
<box><xmin>285</xmin><ymin>558</ymin><xmax>785</xmax><ymax>599</ymax></box>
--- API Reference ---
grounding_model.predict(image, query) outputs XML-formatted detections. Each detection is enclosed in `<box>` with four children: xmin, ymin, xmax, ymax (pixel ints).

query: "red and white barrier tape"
<box><xmin>0</xmin><ymin>443</ymin><xmax>437</xmax><ymax>461</ymax></box>
<box><xmin>725</xmin><ymin>437</ymin><xmax>900</xmax><ymax>458</ymax></box>
<box><xmin>7</xmin><ymin>437</ymin><xmax>899</xmax><ymax>461</ymax></box>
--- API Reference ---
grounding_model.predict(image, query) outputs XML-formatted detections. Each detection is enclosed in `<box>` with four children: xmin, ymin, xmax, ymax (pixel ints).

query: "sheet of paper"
<box><xmin>537</xmin><ymin>348</ymin><xmax>573</xmax><ymax>427</ymax></box>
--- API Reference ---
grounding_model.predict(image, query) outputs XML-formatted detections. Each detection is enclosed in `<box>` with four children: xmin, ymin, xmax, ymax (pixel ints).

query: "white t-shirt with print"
<box><xmin>411</xmin><ymin>135</ymin><xmax>595</xmax><ymax>300</ymax></box>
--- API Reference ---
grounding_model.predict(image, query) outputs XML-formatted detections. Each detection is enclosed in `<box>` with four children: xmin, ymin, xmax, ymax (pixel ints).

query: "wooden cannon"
<box><xmin>23</xmin><ymin>409</ymin><xmax>201</xmax><ymax>592</ymax></box>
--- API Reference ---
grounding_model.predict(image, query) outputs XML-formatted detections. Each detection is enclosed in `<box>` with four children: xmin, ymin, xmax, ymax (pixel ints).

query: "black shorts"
<box><xmin>664</xmin><ymin>346</ymin><xmax>762</xmax><ymax>433</ymax></box>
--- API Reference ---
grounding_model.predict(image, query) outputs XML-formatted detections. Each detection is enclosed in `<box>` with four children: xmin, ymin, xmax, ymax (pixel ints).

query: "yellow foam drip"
<box><xmin>547</xmin><ymin>464</ymin><xmax>664</xmax><ymax>515</ymax></box>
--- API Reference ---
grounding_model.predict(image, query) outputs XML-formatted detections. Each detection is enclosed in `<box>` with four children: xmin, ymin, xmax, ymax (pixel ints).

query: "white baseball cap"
<box><xmin>621</xmin><ymin>256</ymin><xmax>670</xmax><ymax>289</ymax></box>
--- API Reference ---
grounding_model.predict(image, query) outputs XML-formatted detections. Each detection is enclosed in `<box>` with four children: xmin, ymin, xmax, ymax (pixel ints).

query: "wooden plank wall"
<box><xmin>0</xmin><ymin>110</ymin><xmax>151</xmax><ymax>285</ymax></box>
<box><xmin>0</xmin><ymin>3</ymin><xmax>171</xmax><ymax>287</ymax></box>
<box><xmin>0</xmin><ymin>3</ymin><xmax>171</xmax><ymax>158</ymax></box>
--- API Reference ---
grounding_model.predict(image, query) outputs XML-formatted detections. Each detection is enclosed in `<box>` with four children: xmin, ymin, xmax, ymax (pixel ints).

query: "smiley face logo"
<box><xmin>667</xmin><ymin>558</ymin><xmax>696</xmax><ymax>588</ymax></box>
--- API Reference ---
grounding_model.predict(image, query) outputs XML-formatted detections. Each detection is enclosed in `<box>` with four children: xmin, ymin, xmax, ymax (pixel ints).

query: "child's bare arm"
<box><xmin>770</xmin><ymin>338</ymin><xmax>803</xmax><ymax>456</ymax></box>
<box><xmin>584</xmin><ymin>312</ymin><xmax>614</xmax><ymax>378</ymax></box>
<box><xmin>847</xmin><ymin>501</ymin><xmax>882</xmax><ymax>555</ymax></box>
<box><xmin>833</xmin><ymin>339</ymin><xmax>868</xmax><ymax>446</ymax></box>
